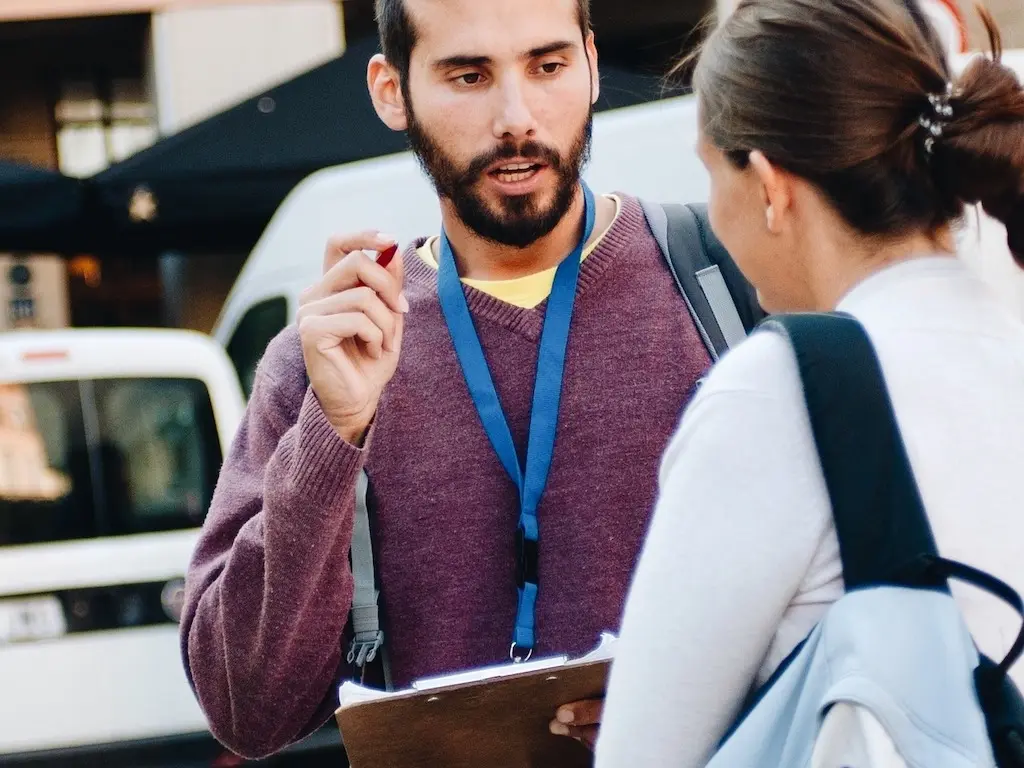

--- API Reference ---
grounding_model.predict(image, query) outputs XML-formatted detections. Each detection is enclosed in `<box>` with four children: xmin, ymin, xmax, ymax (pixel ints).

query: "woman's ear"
<box><xmin>749</xmin><ymin>150</ymin><xmax>791</xmax><ymax>235</ymax></box>
<box><xmin>368</xmin><ymin>53</ymin><xmax>409</xmax><ymax>132</ymax></box>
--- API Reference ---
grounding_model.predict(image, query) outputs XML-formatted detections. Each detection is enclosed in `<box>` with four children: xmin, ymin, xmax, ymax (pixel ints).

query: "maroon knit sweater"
<box><xmin>181</xmin><ymin>195</ymin><xmax>712</xmax><ymax>758</ymax></box>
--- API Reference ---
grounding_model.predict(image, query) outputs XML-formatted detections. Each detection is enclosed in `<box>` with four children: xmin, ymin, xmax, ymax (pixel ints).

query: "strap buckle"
<box><xmin>347</xmin><ymin>629</ymin><xmax>385</xmax><ymax>668</ymax></box>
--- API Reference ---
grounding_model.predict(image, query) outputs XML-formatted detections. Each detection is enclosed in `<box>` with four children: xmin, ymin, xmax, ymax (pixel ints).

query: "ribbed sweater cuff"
<box><xmin>282</xmin><ymin>389</ymin><xmax>369</xmax><ymax>506</ymax></box>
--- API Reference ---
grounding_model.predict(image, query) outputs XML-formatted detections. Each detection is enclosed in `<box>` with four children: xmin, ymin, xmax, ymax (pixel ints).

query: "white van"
<box><xmin>212</xmin><ymin>49</ymin><xmax>1024</xmax><ymax>382</ymax></box>
<box><xmin>0</xmin><ymin>328</ymin><xmax>245</xmax><ymax>764</ymax></box>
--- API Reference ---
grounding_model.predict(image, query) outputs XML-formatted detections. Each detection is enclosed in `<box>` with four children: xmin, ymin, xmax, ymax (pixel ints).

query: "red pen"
<box><xmin>377</xmin><ymin>243</ymin><xmax>398</xmax><ymax>269</ymax></box>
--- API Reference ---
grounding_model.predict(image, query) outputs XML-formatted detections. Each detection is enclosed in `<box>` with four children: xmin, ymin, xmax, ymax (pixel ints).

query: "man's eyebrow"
<box><xmin>432</xmin><ymin>41</ymin><xmax>578</xmax><ymax>71</ymax></box>
<box><xmin>527</xmin><ymin>40</ymin><xmax>576</xmax><ymax>58</ymax></box>
<box><xmin>433</xmin><ymin>54</ymin><xmax>492</xmax><ymax>71</ymax></box>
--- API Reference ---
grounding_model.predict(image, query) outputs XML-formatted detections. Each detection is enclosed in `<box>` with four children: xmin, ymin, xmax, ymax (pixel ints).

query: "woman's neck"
<box><xmin>806</xmin><ymin>227</ymin><xmax>955</xmax><ymax>311</ymax></box>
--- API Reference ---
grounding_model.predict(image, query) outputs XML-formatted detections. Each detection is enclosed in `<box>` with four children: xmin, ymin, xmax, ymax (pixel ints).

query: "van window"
<box><xmin>0</xmin><ymin>378</ymin><xmax>221</xmax><ymax>547</ymax></box>
<box><xmin>226</xmin><ymin>297</ymin><xmax>288</xmax><ymax>398</ymax></box>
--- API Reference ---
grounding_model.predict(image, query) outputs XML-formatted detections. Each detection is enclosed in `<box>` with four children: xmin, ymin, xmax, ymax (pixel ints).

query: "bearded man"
<box><xmin>181</xmin><ymin>0</ymin><xmax>718</xmax><ymax>760</ymax></box>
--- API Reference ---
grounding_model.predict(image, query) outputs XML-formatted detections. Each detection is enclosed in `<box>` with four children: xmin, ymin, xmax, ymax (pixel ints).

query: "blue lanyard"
<box><xmin>437</xmin><ymin>183</ymin><xmax>596</xmax><ymax>662</ymax></box>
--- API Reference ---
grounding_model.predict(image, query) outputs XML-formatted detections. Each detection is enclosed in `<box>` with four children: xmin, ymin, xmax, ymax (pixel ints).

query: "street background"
<box><xmin>1</xmin><ymin>0</ymin><xmax>1022</xmax><ymax>766</ymax></box>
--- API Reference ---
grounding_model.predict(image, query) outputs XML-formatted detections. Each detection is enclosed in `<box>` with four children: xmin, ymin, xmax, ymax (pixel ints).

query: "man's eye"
<box><xmin>458</xmin><ymin>73</ymin><xmax>483</xmax><ymax>85</ymax></box>
<box><xmin>539</xmin><ymin>62</ymin><xmax>563</xmax><ymax>75</ymax></box>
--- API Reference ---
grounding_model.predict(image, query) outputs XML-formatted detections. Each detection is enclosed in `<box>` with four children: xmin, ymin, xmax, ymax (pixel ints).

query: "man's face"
<box><xmin>401</xmin><ymin>0</ymin><xmax>597</xmax><ymax>248</ymax></box>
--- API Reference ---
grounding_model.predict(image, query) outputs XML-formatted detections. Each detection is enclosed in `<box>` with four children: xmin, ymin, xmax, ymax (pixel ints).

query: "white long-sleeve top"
<box><xmin>595</xmin><ymin>256</ymin><xmax>1024</xmax><ymax>767</ymax></box>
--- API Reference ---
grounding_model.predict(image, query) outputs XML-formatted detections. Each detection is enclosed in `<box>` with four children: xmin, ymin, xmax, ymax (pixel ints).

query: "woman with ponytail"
<box><xmin>595</xmin><ymin>0</ymin><xmax>1024</xmax><ymax>764</ymax></box>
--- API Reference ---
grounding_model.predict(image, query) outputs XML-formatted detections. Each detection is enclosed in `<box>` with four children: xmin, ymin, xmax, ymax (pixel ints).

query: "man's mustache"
<box><xmin>461</xmin><ymin>141</ymin><xmax>564</xmax><ymax>183</ymax></box>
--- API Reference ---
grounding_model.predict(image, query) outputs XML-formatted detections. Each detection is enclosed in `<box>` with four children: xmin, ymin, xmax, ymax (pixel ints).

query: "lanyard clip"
<box><xmin>510</xmin><ymin>642</ymin><xmax>534</xmax><ymax>663</ymax></box>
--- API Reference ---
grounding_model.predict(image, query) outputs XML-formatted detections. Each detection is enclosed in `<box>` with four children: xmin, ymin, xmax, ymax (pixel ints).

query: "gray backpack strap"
<box><xmin>346</xmin><ymin>470</ymin><xmax>392</xmax><ymax>689</ymax></box>
<box><xmin>302</xmin><ymin>369</ymin><xmax>392</xmax><ymax>689</ymax></box>
<box><xmin>640</xmin><ymin>198</ymin><xmax>764</xmax><ymax>360</ymax></box>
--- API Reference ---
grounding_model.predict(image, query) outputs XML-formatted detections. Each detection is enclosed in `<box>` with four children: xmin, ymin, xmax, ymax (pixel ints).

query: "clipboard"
<box><xmin>334</xmin><ymin>637</ymin><xmax>615</xmax><ymax>768</ymax></box>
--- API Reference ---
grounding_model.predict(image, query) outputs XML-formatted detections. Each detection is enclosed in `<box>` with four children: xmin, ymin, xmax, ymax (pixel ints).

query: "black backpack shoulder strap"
<box><xmin>761</xmin><ymin>312</ymin><xmax>941</xmax><ymax>590</ymax></box>
<box><xmin>764</xmin><ymin>312</ymin><xmax>1024</xmax><ymax>762</ymax></box>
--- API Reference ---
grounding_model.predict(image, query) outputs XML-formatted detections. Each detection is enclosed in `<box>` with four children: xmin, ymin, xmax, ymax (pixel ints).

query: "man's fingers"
<box><xmin>297</xmin><ymin>288</ymin><xmax>398</xmax><ymax>353</ymax></box>
<box><xmin>322</xmin><ymin>230</ymin><xmax>396</xmax><ymax>273</ymax></box>
<box><xmin>548</xmin><ymin>721</ymin><xmax>599</xmax><ymax>751</ymax></box>
<box><xmin>309</xmin><ymin>250</ymin><xmax>405</xmax><ymax>314</ymax></box>
<box><xmin>555</xmin><ymin>698</ymin><xmax>604</xmax><ymax>727</ymax></box>
<box><xmin>569</xmin><ymin>725</ymin><xmax>599</xmax><ymax>750</ymax></box>
<box><xmin>391</xmin><ymin>305</ymin><xmax>406</xmax><ymax>357</ymax></box>
<box><xmin>387</xmin><ymin>249</ymin><xmax>409</xmax><ymax>312</ymax></box>
<box><xmin>549</xmin><ymin>699</ymin><xmax>603</xmax><ymax>751</ymax></box>
<box><xmin>388</xmin><ymin>247</ymin><xmax>406</xmax><ymax>285</ymax></box>
<box><xmin>299</xmin><ymin>312</ymin><xmax>385</xmax><ymax>361</ymax></box>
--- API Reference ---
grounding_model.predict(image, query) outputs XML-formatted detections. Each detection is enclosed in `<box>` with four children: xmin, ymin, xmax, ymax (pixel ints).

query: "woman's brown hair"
<box><xmin>689</xmin><ymin>0</ymin><xmax>1024</xmax><ymax>264</ymax></box>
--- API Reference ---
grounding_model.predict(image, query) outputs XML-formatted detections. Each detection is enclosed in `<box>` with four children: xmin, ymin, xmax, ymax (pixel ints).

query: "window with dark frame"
<box><xmin>54</xmin><ymin>74</ymin><xmax>157</xmax><ymax>178</ymax></box>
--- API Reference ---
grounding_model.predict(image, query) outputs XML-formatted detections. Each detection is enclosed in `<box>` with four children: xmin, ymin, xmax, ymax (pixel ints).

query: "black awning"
<box><xmin>0</xmin><ymin>161</ymin><xmax>87</xmax><ymax>254</ymax></box>
<box><xmin>87</xmin><ymin>35</ymin><xmax>673</xmax><ymax>255</ymax></box>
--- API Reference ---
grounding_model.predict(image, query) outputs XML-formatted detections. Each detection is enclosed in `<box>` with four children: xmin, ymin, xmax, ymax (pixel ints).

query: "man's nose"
<box><xmin>492</xmin><ymin>78</ymin><xmax>537</xmax><ymax>141</ymax></box>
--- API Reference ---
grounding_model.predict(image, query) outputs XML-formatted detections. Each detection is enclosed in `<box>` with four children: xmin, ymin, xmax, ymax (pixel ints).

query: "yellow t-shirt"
<box><xmin>416</xmin><ymin>195</ymin><xmax>621</xmax><ymax>309</ymax></box>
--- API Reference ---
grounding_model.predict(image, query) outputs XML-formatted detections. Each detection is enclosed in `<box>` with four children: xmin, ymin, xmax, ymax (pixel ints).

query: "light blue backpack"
<box><xmin>709</xmin><ymin>313</ymin><xmax>1024</xmax><ymax>767</ymax></box>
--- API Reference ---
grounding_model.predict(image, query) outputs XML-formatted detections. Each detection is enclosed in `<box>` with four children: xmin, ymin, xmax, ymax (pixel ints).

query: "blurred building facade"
<box><xmin>2</xmin><ymin>0</ymin><xmax>1020</xmax><ymax>334</ymax></box>
<box><xmin>0</xmin><ymin>0</ymin><xmax>711</xmax><ymax>335</ymax></box>
<box><xmin>715</xmin><ymin>0</ymin><xmax>1023</xmax><ymax>50</ymax></box>
<box><xmin>967</xmin><ymin>0</ymin><xmax>1024</xmax><ymax>47</ymax></box>
<box><xmin>0</xmin><ymin>0</ymin><xmax>344</xmax><ymax>170</ymax></box>
<box><xmin>0</xmin><ymin>0</ymin><xmax>344</xmax><ymax>332</ymax></box>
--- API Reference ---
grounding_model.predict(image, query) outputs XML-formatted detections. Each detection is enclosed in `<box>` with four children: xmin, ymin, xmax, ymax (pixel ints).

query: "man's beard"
<box><xmin>406</xmin><ymin>106</ymin><xmax>593</xmax><ymax>249</ymax></box>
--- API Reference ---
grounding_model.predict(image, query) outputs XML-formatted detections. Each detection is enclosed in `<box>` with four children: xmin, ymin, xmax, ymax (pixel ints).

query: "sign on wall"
<box><xmin>0</xmin><ymin>255</ymin><xmax>70</xmax><ymax>331</ymax></box>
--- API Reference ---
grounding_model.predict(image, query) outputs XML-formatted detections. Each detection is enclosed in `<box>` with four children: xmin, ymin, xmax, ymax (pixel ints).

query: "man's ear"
<box><xmin>368</xmin><ymin>53</ymin><xmax>408</xmax><ymax>131</ymax></box>
<box><xmin>585</xmin><ymin>31</ymin><xmax>600</xmax><ymax>105</ymax></box>
<box><xmin>749</xmin><ymin>150</ymin><xmax>791</xmax><ymax>235</ymax></box>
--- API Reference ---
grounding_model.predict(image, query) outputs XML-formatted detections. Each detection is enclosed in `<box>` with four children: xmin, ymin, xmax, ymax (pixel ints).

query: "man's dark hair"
<box><xmin>375</xmin><ymin>0</ymin><xmax>592</xmax><ymax>87</ymax></box>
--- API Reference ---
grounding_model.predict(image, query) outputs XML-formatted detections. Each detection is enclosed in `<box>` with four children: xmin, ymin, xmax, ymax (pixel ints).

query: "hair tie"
<box><xmin>918</xmin><ymin>83</ymin><xmax>956</xmax><ymax>155</ymax></box>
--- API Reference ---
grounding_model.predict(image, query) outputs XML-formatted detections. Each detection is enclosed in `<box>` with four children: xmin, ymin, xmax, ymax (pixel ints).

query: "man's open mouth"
<box><xmin>489</xmin><ymin>162</ymin><xmax>546</xmax><ymax>184</ymax></box>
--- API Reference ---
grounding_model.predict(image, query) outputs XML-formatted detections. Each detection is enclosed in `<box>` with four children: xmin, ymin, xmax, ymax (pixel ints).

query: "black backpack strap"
<box><xmin>764</xmin><ymin>312</ymin><xmax>1024</xmax><ymax>763</ymax></box>
<box><xmin>761</xmin><ymin>312</ymin><xmax>942</xmax><ymax>590</ymax></box>
<box><xmin>765</xmin><ymin>312</ymin><xmax>1024</xmax><ymax>665</ymax></box>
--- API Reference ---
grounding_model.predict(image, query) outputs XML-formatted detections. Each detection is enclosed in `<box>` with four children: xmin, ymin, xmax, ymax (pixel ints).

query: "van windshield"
<box><xmin>0</xmin><ymin>378</ymin><xmax>221</xmax><ymax>547</ymax></box>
